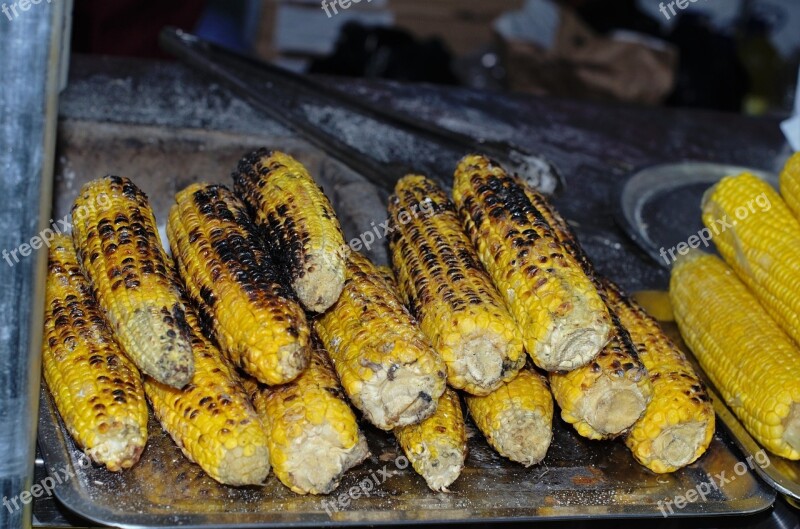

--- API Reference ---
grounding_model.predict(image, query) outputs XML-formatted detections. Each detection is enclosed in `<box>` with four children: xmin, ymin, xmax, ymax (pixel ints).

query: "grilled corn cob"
<box><xmin>233</xmin><ymin>149</ymin><xmax>346</xmax><ymax>312</ymax></box>
<box><xmin>314</xmin><ymin>251</ymin><xmax>447</xmax><ymax>430</ymax></box>
<box><xmin>71</xmin><ymin>176</ymin><xmax>193</xmax><ymax>387</ymax></box>
<box><xmin>671</xmin><ymin>251</ymin><xmax>800</xmax><ymax>460</ymax></box>
<box><xmin>245</xmin><ymin>343</ymin><xmax>369</xmax><ymax>495</ymax></box>
<box><xmin>394</xmin><ymin>388</ymin><xmax>467</xmax><ymax>491</ymax></box>
<box><xmin>168</xmin><ymin>183</ymin><xmax>310</xmax><ymax>386</ymax></box>
<box><xmin>605</xmin><ymin>279</ymin><xmax>714</xmax><ymax>473</ymax></box>
<box><xmin>388</xmin><ymin>175</ymin><xmax>525</xmax><ymax>395</ymax></box>
<box><xmin>465</xmin><ymin>369</ymin><xmax>553</xmax><ymax>466</ymax></box>
<box><xmin>452</xmin><ymin>155</ymin><xmax>611</xmax><ymax>371</ymax></box>
<box><xmin>43</xmin><ymin>235</ymin><xmax>148</xmax><ymax>471</ymax></box>
<box><xmin>781</xmin><ymin>152</ymin><xmax>800</xmax><ymax>220</ymax></box>
<box><xmin>702</xmin><ymin>173</ymin><xmax>800</xmax><ymax>345</ymax></box>
<box><xmin>519</xmin><ymin>184</ymin><xmax>653</xmax><ymax>438</ymax></box>
<box><xmin>144</xmin><ymin>301</ymin><xmax>270</xmax><ymax>486</ymax></box>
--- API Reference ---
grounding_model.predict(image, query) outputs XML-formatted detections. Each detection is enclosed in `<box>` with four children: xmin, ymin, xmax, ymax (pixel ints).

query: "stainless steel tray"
<box><xmin>617</xmin><ymin>161</ymin><xmax>800</xmax><ymax>502</ymax></box>
<box><xmin>37</xmin><ymin>132</ymin><xmax>774</xmax><ymax>527</ymax></box>
<box><xmin>616</xmin><ymin>162</ymin><xmax>778</xmax><ymax>268</ymax></box>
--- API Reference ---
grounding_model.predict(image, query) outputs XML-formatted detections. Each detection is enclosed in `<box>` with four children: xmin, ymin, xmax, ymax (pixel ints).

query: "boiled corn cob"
<box><xmin>465</xmin><ymin>369</ymin><xmax>553</xmax><ymax>466</ymax></box>
<box><xmin>245</xmin><ymin>343</ymin><xmax>369</xmax><ymax>495</ymax></box>
<box><xmin>314</xmin><ymin>251</ymin><xmax>447</xmax><ymax>430</ymax></box>
<box><xmin>452</xmin><ymin>155</ymin><xmax>611</xmax><ymax>371</ymax></box>
<box><xmin>671</xmin><ymin>251</ymin><xmax>800</xmax><ymax>460</ymax></box>
<box><xmin>71</xmin><ymin>176</ymin><xmax>193</xmax><ymax>387</ymax></box>
<box><xmin>394</xmin><ymin>388</ymin><xmax>467</xmax><ymax>491</ymax></box>
<box><xmin>780</xmin><ymin>152</ymin><xmax>800</xmax><ymax>221</ymax></box>
<box><xmin>605</xmin><ymin>279</ymin><xmax>714</xmax><ymax>473</ymax></box>
<box><xmin>144</xmin><ymin>301</ymin><xmax>271</xmax><ymax>486</ymax></box>
<box><xmin>388</xmin><ymin>175</ymin><xmax>525</xmax><ymax>395</ymax></box>
<box><xmin>233</xmin><ymin>149</ymin><xmax>346</xmax><ymax>312</ymax></box>
<box><xmin>43</xmin><ymin>235</ymin><xmax>148</xmax><ymax>471</ymax></box>
<box><xmin>702</xmin><ymin>172</ymin><xmax>800</xmax><ymax>345</ymax></box>
<box><xmin>167</xmin><ymin>183</ymin><xmax>310</xmax><ymax>385</ymax></box>
<box><xmin>521</xmin><ymin>185</ymin><xmax>652</xmax><ymax>438</ymax></box>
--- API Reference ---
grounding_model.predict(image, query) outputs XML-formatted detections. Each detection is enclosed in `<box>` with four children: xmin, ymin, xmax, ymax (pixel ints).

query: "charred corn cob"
<box><xmin>43</xmin><ymin>235</ymin><xmax>148</xmax><ymax>471</ymax></box>
<box><xmin>605</xmin><ymin>279</ymin><xmax>714</xmax><ymax>473</ymax></box>
<box><xmin>671</xmin><ymin>251</ymin><xmax>800</xmax><ymax>460</ymax></box>
<box><xmin>245</xmin><ymin>343</ymin><xmax>369</xmax><ymax>495</ymax></box>
<box><xmin>781</xmin><ymin>152</ymin><xmax>800</xmax><ymax>220</ymax></box>
<box><xmin>144</xmin><ymin>301</ymin><xmax>270</xmax><ymax>486</ymax></box>
<box><xmin>388</xmin><ymin>175</ymin><xmax>525</xmax><ymax>395</ymax></box>
<box><xmin>519</xmin><ymin>183</ymin><xmax>652</xmax><ymax>438</ymax></box>
<box><xmin>314</xmin><ymin>251</ymin><xmax>447</xmax><ymax>430</ymax></box>
<box><xmin>233</xmin><ymin>149</ymin><xmax>346</xmax><ymax>312</ymax></box>
<box><xmin>465</xmin><ymin>369</ymin><xmax>553</xmax><ymax>466</ymax></box>
<box><xmin>394</xmin><ymin>388</ymin><xmax>467</xmax><ymax>491</ymax></box>
<box><xmin>71</xmin><ymin>176</ymin><xmax>193</xmax><ymax>387</ymax></box>
<box><xmin>550</xmin><ymin>323</ymin><xmax>651</xmax><ymax>440</ymax></box>
<box><xmin>452</xmin><ymin>155</ymin><xmax>611</xmax><ymax>371</ymax></box>
<box><xmin>168</xmin><ymin>183</ymin><xmax>310</xmax><ymax>386</ymax></box>
<box><xmin>702</xmin><ymin>173</ymin><xmax>800</xmax><ymax>345</ymax></box>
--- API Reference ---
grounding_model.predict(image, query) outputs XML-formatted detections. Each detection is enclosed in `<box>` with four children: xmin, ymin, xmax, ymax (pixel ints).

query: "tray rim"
<box><xmin>38</xmin><ymin>378</ymin><xmax>776</xmax><ymax>528</ymax></box>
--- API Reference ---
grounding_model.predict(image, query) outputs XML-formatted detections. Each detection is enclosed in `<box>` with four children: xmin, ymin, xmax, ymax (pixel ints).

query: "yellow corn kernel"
<box><xmin>395</xmin><ymin>388</ymin><xmax>467</xmax><ymax>491</ymax></box>
<box><xmin>233</xmin><ymin>149</ymin><xmax>346</xmax><ymax>312</ymax></box>
<box><xmin>465</xmin><ymin>369</ymin><xmax>553</xmax><ymax>466</ymax></box>
<box><xmin>702</xmin><ymin>172</ymin><xmax>800</xmax><ymax>345</ymax></box>
<box><xmin>388</xmin><ymin>175</ymin><xmax>525</xmax><ymax>395</ymax></box>
<box><xmin>71</xmin><ymin>176</ymin><xmax>193</xmax><ymax>387</ymax></box>
<box><xmin>168</xmin><ymin>183</ymin><xmax>310</xmax><ymax>385</ymax></box>
<box><xmin>314</xmin><ymin>251</ymin><xmax>447</xmax><ymax>430</ymax></box>
<box><xmin>43</xmin><ymin>235</ymin><xmax>148</xmax><ymax>471</ymax></box>
<box><xmin>671</xmin><ymin>251</ymin><xmax>798</xmax><ymax>459</ymax></box>
<box><xmin>246</xmin><ymin>343</ymin><xmax>369</xmax><ymax>494</ymax></box>
<box><xmin>452</xmin><ymin>155</ymin><xmax>611</xmax><ymax>371</ymax></box>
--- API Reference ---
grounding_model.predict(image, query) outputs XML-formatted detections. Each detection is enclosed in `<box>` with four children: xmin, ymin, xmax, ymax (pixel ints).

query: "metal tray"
<box><xmin>617</xmin><ymin>161</ymin><xmax>800</xmax><ymax>502</ymax></box>
<box><xmin>36</xmin><ymin>129</ymin><xmax>775</xmax><ymax>527</ymax></box>
<box><xmin>616</xmin><ymin>162</ymin><xmax>778</xmax><ymax>268</ymax></box>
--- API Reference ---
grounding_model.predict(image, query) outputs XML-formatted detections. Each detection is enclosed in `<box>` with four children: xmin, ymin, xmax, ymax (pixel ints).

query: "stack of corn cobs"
<box><xmin>43</xmin><ymin>149</ymin><xmax>715</xmax><ymax>497</ymax></box>
<box><xmin>670</xmin><ymin>152</ymin><xmax>800</xmax><ymax>461</ymax></box>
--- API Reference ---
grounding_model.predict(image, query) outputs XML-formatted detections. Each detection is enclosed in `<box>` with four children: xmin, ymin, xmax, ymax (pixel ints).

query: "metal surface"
<box><xmin>616</xmin><ymin>162</ymin><xmax>778</xmax><ymax>268</ymax></box>
<box><xmin>0</xmin><ymin>2</ymin><xmax>67</xmax><ymax>528</ymax></box>
<box><xmin>617</xmin><ymin>163</ymin><xmax>800</xmax><ymax>501</ymax></box>
<box><xmin>35</xmin><ymin>126</ymin><xmax>775</xmax><ymax>528</ymax></box>
<box><xmin>158</xmin><ymin>28</ymin><xmax>563</xmax><ymax>195</ymax></box>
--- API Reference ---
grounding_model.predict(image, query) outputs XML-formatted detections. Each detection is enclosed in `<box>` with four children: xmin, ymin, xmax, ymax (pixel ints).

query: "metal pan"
<box><xmin>617</xmin><ymin>161</ymin><xmax>800</xmax><ymax>501</ymax></box>
<box><xmin>36</xmin><ymin>133</ymin><xmax>774</xmax><ymax>528</ymax></box>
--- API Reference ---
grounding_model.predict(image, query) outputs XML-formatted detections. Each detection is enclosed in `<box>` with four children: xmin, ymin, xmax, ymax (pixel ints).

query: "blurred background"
<box><xmin>70</xmin><ymin>0</ymin><xmax>800</xmax><ymax>117</ymax></box>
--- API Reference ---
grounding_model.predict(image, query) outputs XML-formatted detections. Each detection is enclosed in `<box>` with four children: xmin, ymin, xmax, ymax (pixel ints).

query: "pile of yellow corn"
<box><xmin>670</xmin><ymin>153</ymin><xmax>800</xmax><ymax>461</ymax></box>
<box><xmin>42</xmin><ymin>150</ymin><xmax>718</xmax><ymax>500</ymax></box>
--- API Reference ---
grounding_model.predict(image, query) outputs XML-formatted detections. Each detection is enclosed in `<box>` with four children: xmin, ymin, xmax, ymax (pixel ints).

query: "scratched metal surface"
<box><xmin>35</xmin><ymin>119</ymin><xmax>775</xmax><ymax>528</ymax></box>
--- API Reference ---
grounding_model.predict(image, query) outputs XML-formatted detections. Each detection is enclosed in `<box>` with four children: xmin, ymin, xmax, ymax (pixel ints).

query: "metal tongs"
<box><xmin>159</xmin><ymin>28</ymin><xmax>563</xmax><ymax>194</ymax></box>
